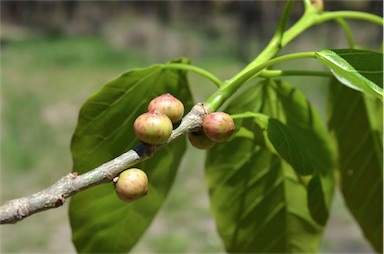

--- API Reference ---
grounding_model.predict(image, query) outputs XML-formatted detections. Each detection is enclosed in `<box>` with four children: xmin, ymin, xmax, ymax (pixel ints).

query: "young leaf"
<box><xmin>206</xmin><ymin>80</ymin><xmax>334</xmax><ymax>252</ymax></box>
<box><xmin>328</xmin><ymin>78</ymin><xmax>383</xmax><ymax>252</ymax></box>
<box><xmin>69</xmin><ymin>58</ymin><xmax>193</xmax><ymax>253</ymax></box>
<box><xmin>316</xmin><ymin>49</ymin><xmax>383</xmax><ymax>100</ymax></box>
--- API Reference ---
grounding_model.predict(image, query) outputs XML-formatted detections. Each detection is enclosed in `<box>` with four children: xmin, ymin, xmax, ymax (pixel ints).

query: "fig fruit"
<box><xmin>148</xmin><ymin>93</ymin><xmax>184</xmax><ymax>123</ymax></box>
<box><xmin>202</xmin><ymin>112</ymin><xmax>235</xmax><ymax>142</ymax></box>
<box><xmin>115</xmin><ymin>168</ymin><xmax>148</xmax><ymax>202</ymax></box>
<box><xmin>188</xmin><ymin>130</ymin><xmax>215</xmax><ymax>150</ymax></box>
<box><xmin>134</xmin><ymin>109</ymin><xmax>173</xmax><ymax>144</ymax></box>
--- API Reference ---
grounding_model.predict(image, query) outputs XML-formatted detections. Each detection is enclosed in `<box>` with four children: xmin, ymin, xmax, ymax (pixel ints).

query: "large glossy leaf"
<box><xmin>69</xmin><ymin>58</ymin><xmax>194</xmax><ymax>253</ymax></box>
<box><xmin>328</xmin><ymin>78</ymin><xmax>383</xmax><ymax>252</ymax></box>
<box><xmin>316</xmin><ymin>49</ymin><xmax>383</xmax><ymax>100</ymax></box>
<box><xmin>205</xmin><ymin>80</ymin><xmax>334</xmax><ymax>252</ymax></box>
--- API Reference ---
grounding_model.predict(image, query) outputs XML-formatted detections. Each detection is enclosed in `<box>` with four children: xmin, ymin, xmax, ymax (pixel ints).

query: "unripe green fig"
<box><xmin>134</xmin><ymin>109</ymin><xmax>173</xmax><ymax>144</ymax></box>
<box><xmin>202</xmin><ymin>112</ymin><xmax>235</xmax><ymax>142</ymax></box>
<box><xmin>188</xmin><ymin>131</ymin><xmax>216</xmax><ymax>150</ymax></box>
<box><xmin>148</xmin><ymin>93</ymin><xmax>184</xmax><ymax>123</ymax></box>
<box><xmin>114</xmin><ymin>168</ymin><xmax>148</xmax><ymax>202</ymax></box>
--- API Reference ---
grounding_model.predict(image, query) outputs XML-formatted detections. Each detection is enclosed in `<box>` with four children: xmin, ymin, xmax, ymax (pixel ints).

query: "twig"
<box><xmin>0</xmin><ymin>103</ymin><xmax>208</xmax><ymax>224</ymax></box>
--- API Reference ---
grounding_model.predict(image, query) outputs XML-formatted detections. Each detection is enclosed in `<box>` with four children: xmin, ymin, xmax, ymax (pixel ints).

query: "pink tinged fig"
<box><xmin>148</xmin><ymin>93</ymin><xmax>185</xmax><ymax>123</ymax></box>
<box><xmin>202</xmin><ymin>112</ymin><xmax>235</xmax><ymax>142</ymax></box>
<box><xmin>134</xmin><ymin>109</ymin><xmax>173</xmax><ymax>145</ymax></box>
<box><xmin>114</xmin><ymin>168</ymin><xmax>148</xmax><ymax>202</ymax></box>
<box><xmin>188</xmin><ymin>131</ymin><xmax>216</xmax><ymax>150</ymax></box>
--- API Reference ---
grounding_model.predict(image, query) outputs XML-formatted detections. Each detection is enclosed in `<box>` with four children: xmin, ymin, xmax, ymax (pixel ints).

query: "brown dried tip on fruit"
<box><xmin>188</xmin><ymin>131</ymin><xmax>216</xmax><ymax>150</ymax></box>
<box><xmin>115</xmin><ymin>168</ymin><xmax>148</xmax><ymax>202</ymax></box>
<box><xmin>148</xmin><ymin>93</ymin><xmax>185</xmax><ymax>123</ymax></box>
<box><xmin>134</xmin><ymin>109</ymin><xmax>173</xmax><ymax>145</ymax></box>
<box><xmin>202</xmin><ymin>112</ymin><xmax>235</xmax><ymax>143</ymax></box>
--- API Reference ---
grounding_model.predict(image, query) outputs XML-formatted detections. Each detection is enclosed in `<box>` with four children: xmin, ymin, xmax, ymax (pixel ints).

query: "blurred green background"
<box><xmin>1</xmin><ymin>1</ymin><xmax>382</xmax><ymax>253</ymax></box>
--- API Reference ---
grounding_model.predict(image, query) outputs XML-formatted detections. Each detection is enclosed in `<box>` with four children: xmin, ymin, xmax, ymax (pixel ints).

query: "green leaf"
<box><xmin>206</xmin><ymin>80</ymin><xmax>334</xmax><ymax>252</ymax></box>
<box><xmin>316</xmin><ymin>49</ymin><xmax>383</xmax><ymax>100</ymax></box>
<box><xmin>206</xmin><ymin>139</ymin><xmax>322</xmax><ymax>253</ymax></box>
<box><xmin>69</xmin><ymin>58</ymin><xmax>194</xmax><ymax>253</ymax></box>
<box><xmin>243</xmin><ymin>115</ymin><xmax>333</xmax><ymax>226</ymax></box>
<box><xmin>271</xmin><ymin>80</ymin><xmax>335</xmax><ymax>226</ymax></box>
<box><xmin>267</xmin><ymin>118</ymin><xmax>314</xmax><ymax>176</ymax></box>
<box><xmin>307</xmin><ymin>173</ymin><xmax>332</xmax><ymax>227</ymax></box>
<box><xmin>328</xmin><ymin>78</ymin><xmax>383</xmax><ymax>252</ymax></box>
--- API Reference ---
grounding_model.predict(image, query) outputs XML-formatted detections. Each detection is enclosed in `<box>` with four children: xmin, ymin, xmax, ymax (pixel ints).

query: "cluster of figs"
<box><xmin>114</xmin><ymin>93</ymin><xmax>235</xmax><ymax>202</ymax></box>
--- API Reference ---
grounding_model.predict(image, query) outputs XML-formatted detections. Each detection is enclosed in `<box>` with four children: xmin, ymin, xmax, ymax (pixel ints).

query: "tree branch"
<box><xmin>0</xmin><ymin>103</ymin><xmax>208</xmax><ymax>224</ymax></box>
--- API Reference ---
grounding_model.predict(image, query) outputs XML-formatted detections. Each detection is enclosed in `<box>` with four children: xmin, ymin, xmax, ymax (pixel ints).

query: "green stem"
<box><xmin>260</xmin><ymin>69</ymin><xmax>333</xmax><ymax>78</ymax></box>
<box><xmin>205</xmin><ymin>52</ymin><xmax>317</xmax><ymax>111</ymax></box>
<box><xmin>229</xmin><ymin>0</ymin><xmax>295</xmax><ymax>83</ymax></box>
<box><xmin>204</xmin><ymin>6</ymin><xmax>382</xmax><ymax>112</ymax></box>
<box><xmin>317</xmin><ymin>11</ymin><xmax>383</xmax><ymax>26</ymax></box>
<box><xmin>231</xmin><ymin>111</ymin><xmax>269</xmax><ymax>121</ymax></box>
<box><xmin>282</xmin><ymin>10</ymin><xmax>383</xmax><ymax>48</ymax></box>
<box><xmin>302</xmin><ymin>0</ymin><xmax>313</xmax><ymax>10</ymax></box>
<box><xmin>335</xmin><ymin>18</ymin><xmax>355</xmax><ymax>48</ymax></box>
<box><xmin>281</xmin><ymin>8</ymin><xmax>319</xmax><ymax>47</ymax></box>
<box><xmin>232</xmin><ymin>8</ymin><xmax>382</xmax><ymax>84</ymax></box>
<box><xmin>275</xmin><ymin>0</ymin><xmax>295</xmax><ymax>39</ymax></box>
<box><xmin>235</xmin><ymin>51</ymin><xmax>317</xmax><ymax>84</ymax></box>
<box><xmin>162</xmin><ymin>63</ymin><xmax>223</xmax><ymax>88</ymax></box>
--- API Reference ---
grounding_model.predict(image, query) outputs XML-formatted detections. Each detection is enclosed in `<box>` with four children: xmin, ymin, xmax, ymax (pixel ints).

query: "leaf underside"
<box><xmin>206</xmin><ymin>80</ymin><xmax>334</xmax><ymax>252</ymax></box>
<box><xmin>69</xmin><ymin>58</ymin><xmax>194</xmax><ymax>253</ymax></box>
<box><xmin>328</xmin><ymin>78</ymin><xmax>383</xmax><ymax>252</ymax></box>
<box><xmin>316</xmin><ymin>49</ymin><xmax>383</xmax><ymax>100</ymax></box>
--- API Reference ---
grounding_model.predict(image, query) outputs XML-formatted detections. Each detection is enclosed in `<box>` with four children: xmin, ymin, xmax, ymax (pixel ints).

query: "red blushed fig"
<box><xmin>188</xmin><ymin>131</ymin><xmax>216</xmax><ymax>150</ymax></box>
<box><xmin>202</xmin><ymin>112</ymin><xmax>235</xmax><ymax>142</ymax></box>
<box><xmin>115</xmin><ymin>168</ymin><xmax>148</xmax><ymax>202</ymax></box>
<box><xmin>148</xmin><ymin>93</ymin><xmax>184</xmax><ymax>123</ymax></box>
<box><xmin>134</xmin><ymin>109</ymin><xmax>173</xmax><ymax>145</ymax></box>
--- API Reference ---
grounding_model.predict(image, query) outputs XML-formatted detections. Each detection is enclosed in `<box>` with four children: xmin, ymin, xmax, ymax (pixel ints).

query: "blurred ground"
<box><xmin>0</xmin><ymin>1</ymin><xmax>381</xmax><ymax>253</ymax></box>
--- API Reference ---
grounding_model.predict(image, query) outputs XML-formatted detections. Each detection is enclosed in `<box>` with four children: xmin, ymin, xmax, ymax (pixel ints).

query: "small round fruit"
<box><xmin>134</xmin><ymin>110</ymin><xmax>173</xmax><ymax>144</ymax></box>
<box><xmin>202</xmin><ymin>112</ymin><xmax>235</xmax><ymax>142</ymax></box>
<box><xmin>148</xmin><ymin>93</ymin><xmax>184</xmax><ymax>123</ymax></box>
<box><xmin>188</xmin><ymin>131</ymin><xmax>216</xmax><ymax>150</ymax></box>
<box><xmin>115</xmin><ymin>168</ymin><xmax>148</xmax><ymax>202</ymax></box>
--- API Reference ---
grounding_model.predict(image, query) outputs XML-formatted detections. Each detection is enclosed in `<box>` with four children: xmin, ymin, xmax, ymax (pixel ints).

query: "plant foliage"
<box><xmin>327</xmin><ymin>79</ymin><xmax>383</xmax><ymax>252</ymax></box>
<box><xmin>67</xmin><ymin>1</ymin><xmax>383</xmax><ymax>253</ymax></box>
<box><xmin>205</xmin><ymin>80</ymin><xmax>334</xmax><ymax>252</ymax></box>
<box><xmin>316</xmin><ymin>49</ymin><xmax>383</xmax><ymax>99</ymax></box>
<box><xmin>69</xmin><ymin>59</ymin><xmax>193</xmax><ymax>253</ymax></box>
